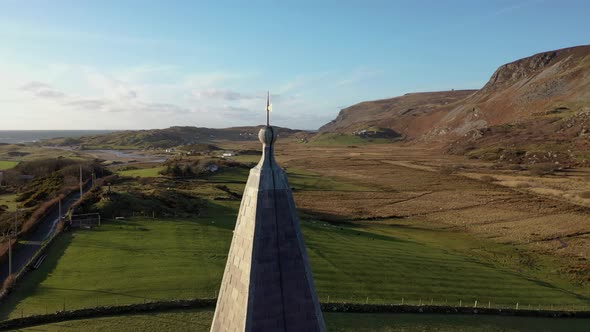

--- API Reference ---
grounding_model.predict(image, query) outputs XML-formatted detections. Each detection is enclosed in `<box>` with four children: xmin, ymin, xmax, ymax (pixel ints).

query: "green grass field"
<box><xmin>0</xmin><ymin>160</ymin><xmax>19</xmax><ymax>170</ymax></box>
<box><xmin>0</xmin><ymin>193</ymin><xmax>18</xmax><ymax>211</ymax></box>
<box><xmin>15</xmin><ymin>309</ymin><xmax>590</xmax><ymax>332</ymax></box>
<box><xmin>2</xmin><ymin>204</ymin><xmax>588</xmax><ymax>320</ymax></box>
<box><xmin>225</xmin><ymin>154</ymin><xmax>261</xmax><ymax>163</ymax></box>
<box><xmin>116</xmin><ymin>166</ymin><xmax>165</xmax><ymax>178</ymax></box>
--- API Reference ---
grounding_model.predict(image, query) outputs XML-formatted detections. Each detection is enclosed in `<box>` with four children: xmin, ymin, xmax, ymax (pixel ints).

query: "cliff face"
<box><xmin>319</xmin><ymin>45</ymin><xmax>590</xmax><ymax>165</ymax></box>
<box><xmin>436</xmin><ymin>45</ymin><xmax>590</xmax><ymax>136</ymax></box>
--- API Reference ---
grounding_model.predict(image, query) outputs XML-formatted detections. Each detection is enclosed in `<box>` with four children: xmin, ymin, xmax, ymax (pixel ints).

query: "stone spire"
<box><xmin>211</xmin><ymin>125</ymin><xmax>326</xmax><ymax>332</ymax></box>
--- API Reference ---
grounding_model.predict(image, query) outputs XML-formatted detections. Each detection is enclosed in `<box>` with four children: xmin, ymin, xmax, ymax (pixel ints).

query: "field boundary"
<box><xmin>1</xmin><ymin>299</ymin><xmax>589</xmax><ymax>331</ymax></box>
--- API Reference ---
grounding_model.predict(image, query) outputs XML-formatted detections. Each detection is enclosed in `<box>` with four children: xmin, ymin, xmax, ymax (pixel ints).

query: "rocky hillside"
<box><xmin>320</xmin><ymin>45</ymin><xmax>590</xmax><ymax>165</ymax></box>
<box><xmin>319</xmin><ymin>90</ymin><xmax>476</xmax><ymax>139</ymax></box>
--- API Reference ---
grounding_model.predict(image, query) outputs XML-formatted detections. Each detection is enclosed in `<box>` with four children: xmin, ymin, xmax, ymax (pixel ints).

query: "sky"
<box><xmin>0</xmin><ymin>0</ymin><xmax>589</xmax><ymax>130</ymax></box>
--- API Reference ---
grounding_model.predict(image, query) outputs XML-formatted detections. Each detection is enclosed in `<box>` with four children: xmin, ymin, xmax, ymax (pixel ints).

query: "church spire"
<box><xmin>265</xmin><ymin>90</ymin><xmax>272</xmax><ymax>127</ymax></box>
<box><xmin>211</xmin><ymin>97</ymin><xmax>325</xmax><ymax>332</ymax></box>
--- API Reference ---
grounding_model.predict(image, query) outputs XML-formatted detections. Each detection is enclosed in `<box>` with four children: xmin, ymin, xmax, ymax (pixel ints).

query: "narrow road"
<box><xmin>0</xmin><ymin>191</ymin><xmax>83</xmax><ymax>285</ymax></box>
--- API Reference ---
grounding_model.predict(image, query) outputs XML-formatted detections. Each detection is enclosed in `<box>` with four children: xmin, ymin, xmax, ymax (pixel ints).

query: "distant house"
<box><xmin>165</xmin><ymin>148</ymin><xmax>175</xmax><ymax>153</ymax></box>
<box><xmin>222</xmin><ymin>151</ymin><xmax>237</xmax><ymax>158</ymax></box>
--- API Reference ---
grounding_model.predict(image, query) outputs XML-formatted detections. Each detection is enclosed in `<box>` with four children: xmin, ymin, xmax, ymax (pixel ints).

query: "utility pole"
<box><xmin>8</xmin><ymin>233</ymin><xmax>11</xmax><ymax>276</ymax></box>
<box><xmin>79</xmin><ymin>165</ymin><xmax>83</xmax><ymax>197</ymax></box>
<box><xmin>14</xmin><ymin>209</ymin><xmax>17</xmax><ymax>237</ymax></box>
<box><xmin>9</xmin><ymin>210</ymin><xmax>18</xmax><ymax>276</ymax></box>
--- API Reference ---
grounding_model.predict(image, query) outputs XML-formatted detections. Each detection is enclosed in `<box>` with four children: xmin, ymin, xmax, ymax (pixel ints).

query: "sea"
<box><xmin>0</xmin><ymin>130</ymin><xmax>116</xmax><ymax>144</ymax></box>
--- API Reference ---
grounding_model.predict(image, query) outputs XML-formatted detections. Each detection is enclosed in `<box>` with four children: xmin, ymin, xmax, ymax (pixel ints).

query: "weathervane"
<box><xmin>265</xmin><ymin>90</ymin><xmax>272</xmax><ymax>127</ymax></box>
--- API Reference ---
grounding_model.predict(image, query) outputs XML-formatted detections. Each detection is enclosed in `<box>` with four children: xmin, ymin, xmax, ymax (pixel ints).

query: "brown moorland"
<box><xmin>223</xmin><ymin>139</ymin><xmax>590</xmax><ymax>288</ymax></box>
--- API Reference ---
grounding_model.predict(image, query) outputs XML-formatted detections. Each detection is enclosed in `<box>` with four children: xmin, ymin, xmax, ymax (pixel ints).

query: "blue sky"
<box><xmin>0</xmin><ymin>0</ymin><xmax>589</xmax><ymax>130</ymax></box>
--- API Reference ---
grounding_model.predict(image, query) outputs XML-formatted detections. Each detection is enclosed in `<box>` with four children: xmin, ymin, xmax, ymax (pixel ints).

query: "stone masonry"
<box><xmin>211</xmin><ymin>126</ymin><xmax>326</xmax><ymax>332</ymax></box>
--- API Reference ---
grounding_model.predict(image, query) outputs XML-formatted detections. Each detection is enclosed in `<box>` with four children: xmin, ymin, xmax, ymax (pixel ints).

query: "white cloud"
<box><xmin>194</xmin><ymin>88</ymin><xmax>259</xmax><ymax>101</ymax></box>
<box><xmin>0</xmin><ymin>61</ymin><xmax>376</xmax><ymax>130</ymax></box>
<box><xmin>20</xmin><ymin>81</ymin><xmax>66</xmax><ymax>99</ymax></box>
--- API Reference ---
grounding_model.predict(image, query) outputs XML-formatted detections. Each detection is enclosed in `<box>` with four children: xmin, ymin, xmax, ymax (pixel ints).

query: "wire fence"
<box><xmin>5</xmin><ymin>291</ymin><xmax>590</xmax><ymax>320</ymax></box>
<box><xmin>323</xmin><ymin>294</ymin><xmax>590</xmax><ymax>311</ymax></box>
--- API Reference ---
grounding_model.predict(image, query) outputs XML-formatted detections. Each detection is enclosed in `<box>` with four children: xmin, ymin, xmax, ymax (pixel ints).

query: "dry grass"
<box><xmin>514</xmin><ymin>181</ymin><xmax>532</xmax><ymax>188</ymax></box>
<box><xmin>479</xmin><ymin>175</ymin><xmax>496</xmax><ymax>182</ymax></box>
<box><xmin>264</xmin><ymin>142</ymin><xmax>590</xmax><ymax>285</ymax></box>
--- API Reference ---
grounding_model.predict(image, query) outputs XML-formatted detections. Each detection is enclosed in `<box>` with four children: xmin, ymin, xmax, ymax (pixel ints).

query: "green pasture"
<box><xmin>0</xmin><ymin>194</ymin><xmax>18</xmax><ymax>211</ymax></box>
<box><xmin>2</xmin><ymin>205</ymin><xmax>588</xmax><ymax>319</ymax></box>
<box><xmin>15</xmin><ymin>309</ymin><xmax>590</xmax><ymax>332</ymax></box>
<box><xmin>0</xmin><ymin>206</ymin><xmax>234</xmax><ymax>319</ymax></box>
<box><xmin>116</xmin><ymin>166</ymin><xmax>165</xmax><ymax>178</ymax></box>
<box><xmin>225</xmin><ymin>154</ymin><xmax>261</xmax><ymax>163</ymax></box>
<box><xmin>0</xmin><ymin>160</ymin><xmax>19</xmax><ymax>170</ymax></box>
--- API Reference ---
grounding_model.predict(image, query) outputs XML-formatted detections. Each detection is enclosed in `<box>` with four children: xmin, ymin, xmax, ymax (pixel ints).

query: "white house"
<box><xmin>222</xmin><ymin>151</ymin><xmax>237</xmax><ymax>158</ymax></box>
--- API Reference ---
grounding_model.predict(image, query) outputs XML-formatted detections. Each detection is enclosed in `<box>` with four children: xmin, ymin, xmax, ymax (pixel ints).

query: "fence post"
<box><xmin>459</xmin><ymin>300</ymin><xmax>462</xmax><ymax>307</ymax></box>
<box><xmin>474</xmin><ymin>300</ymin><xmax>477</xmax><ymax>308</ymax></box>
<box><xmin>488</xmin><ymin>301</ymin><xmax>491</xmax><ymax>309</ymax></box>
<box><xmin>516</xmin><ymin>303</ymin><xmax>519</xmax><ymax>310</ymax></box>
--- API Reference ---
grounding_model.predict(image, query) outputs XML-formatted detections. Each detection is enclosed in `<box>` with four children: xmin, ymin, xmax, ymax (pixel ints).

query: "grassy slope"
<box><xmin>16</xmin><ymin>309</ymin><xmax>590</xmax><ymax>332</ymax></box>
<box><xmin>0</xmin><ymin>160</ymin><xmax>19</xmax><ymax>170</ymax></box>
<box><xmin>3</xmin><ymin>211</ymin><xmax>588</xmax><ymax>319</ymax></box>
<box><xmin>115</xmin><ymin>166</ymin><xmax>165</xmax><ymax>178</ymax></box>
<box><xmin>0</xmin><ymin>194</ymin><xmax>18</xmax><ymax>211</ymax></box>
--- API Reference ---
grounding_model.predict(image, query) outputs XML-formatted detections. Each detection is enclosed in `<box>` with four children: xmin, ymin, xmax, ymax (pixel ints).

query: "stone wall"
<box><xmin>1</xmin><ymin>299</ymin><xmax>588</xmax><ymax>331</ymax></box>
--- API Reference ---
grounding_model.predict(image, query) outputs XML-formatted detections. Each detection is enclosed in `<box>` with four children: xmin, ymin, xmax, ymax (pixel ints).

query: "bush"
<box><xmin>480</xmin><ymin>175</ymin><xmax>496</xmax><ymax>182</ymax></box>
<box><xmin>528</xmin><ymin>163</ymin><xmax>556</xmax><ymax>176</ymax></box>
<box><xmin>439</xmin><ymin>165</ymin><xmax>456</xmax><ymax>175</ymax></box>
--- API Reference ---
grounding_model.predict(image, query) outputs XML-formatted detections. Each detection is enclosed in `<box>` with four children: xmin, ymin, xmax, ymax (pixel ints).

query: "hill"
<box><xmin>319</xmin><ymin>45</ymin><xmax>590</xmax><ymax>165</ymax></box>
<box><xmin>319</xmin><ymin>90</ymin><xmax>476</xmax><ymax>139</ymax></box>
<box><xmin>43</xmin><ymin>126</ymin><xmax>305</xmax><ymax>149</ymax></box>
